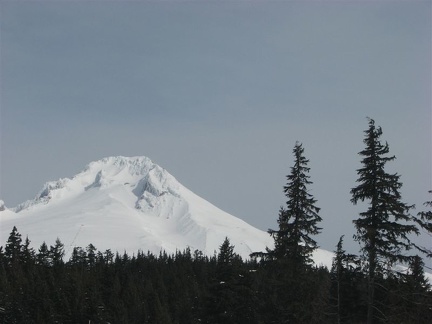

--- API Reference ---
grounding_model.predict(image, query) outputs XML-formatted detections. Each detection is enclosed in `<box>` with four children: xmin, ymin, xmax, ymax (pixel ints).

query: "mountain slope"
<box><xmin>0</xmin><ymin>156</ymin><xmax>332</xmax><ymax>266</ymax></box>
<box><xmin>1</xmin><ymin>157</ymin><xmax>266</xmax><ymax>258</ymax></box>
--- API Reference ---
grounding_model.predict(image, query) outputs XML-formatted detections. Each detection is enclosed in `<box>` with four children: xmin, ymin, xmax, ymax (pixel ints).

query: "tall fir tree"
<box><xmin>217</xmin><ymin>237</ymin><xmax>237</xmax><ymax>266</ymax></box>
<box><xmin>37</xmin><ymin>242</ymin><xmax>51</xmax><ymax>267</ymax></box>
<box><xmin>209</xmin><ymin>237</ymin><xmax>248</xmax><ymax>324</ymax></box>
<box><xmin>331</xmin><ymin>235</ymin><xmax>362</xmax><ymax>324</ymax></box>
<box><xmin>350</xmin><ymin>118</ymin><xmax>419</xmax><ymax>323</ymax></box>
<box><xmin>21</xmin><ymin>236</ymin><xmax>35</xmax><ymax>266</ymax></box>
<box><xmin>405</xmin><ymin>255</ymin><xmax>430</xmax><ymax>293</ymax></box>
<box><xmin>50</xmin><ymin>238</ymin><xmax>65</xmax><ymax>267</ymax></box>
<box><xmin>268</xmin><ymin>142</ymin><xmax>322</xmax><ymax>269</ymax></box>
<box><xmin>4</xmin><ymin>226</ymin><xmax>22</xmax><ymax>265</ymax></box>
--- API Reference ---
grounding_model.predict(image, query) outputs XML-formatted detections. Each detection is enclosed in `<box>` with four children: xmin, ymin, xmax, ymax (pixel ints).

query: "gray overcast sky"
<box><xmin>0</xmin><ymin>1</ymin><xmax>431</xmax><ymax>260</ymax></box>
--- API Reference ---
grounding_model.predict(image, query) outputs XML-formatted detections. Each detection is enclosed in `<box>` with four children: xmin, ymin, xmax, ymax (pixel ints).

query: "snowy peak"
<box><xmin>84</xmin><ymin>156</ymin><xmax>156</xmax><ymax>180</ymax></box>
<box><xmin>2</xmin><ymin>155</ymin><xmax>280</xmax><ymax>260</ymax></box>
<box><xmin>0</xmin><ymin>155</ymin><xmax>327</xmax><ymax>268</ymax></box>
<box><xmin>14</xmin><ymin>156</ymin><xmax>181</xmax><ymax>213</ymax></box>
<box><xmin>81</xmin><ymin>156</ymin><xmax>176</xmax><ymax>189</ymax></box>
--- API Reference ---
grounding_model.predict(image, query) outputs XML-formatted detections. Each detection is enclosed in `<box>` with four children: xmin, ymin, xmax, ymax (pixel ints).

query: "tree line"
<box><xmin>1</xmin><ymin>118</ymin><xmax>431</xmax><ymax>323</ymax></box>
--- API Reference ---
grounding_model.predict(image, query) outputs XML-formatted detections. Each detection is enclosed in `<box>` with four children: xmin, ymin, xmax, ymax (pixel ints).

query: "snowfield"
<box><xmin>1</xmin><ymin>156</ymin><xmax>333</xmax><ymax>269</ymax></box>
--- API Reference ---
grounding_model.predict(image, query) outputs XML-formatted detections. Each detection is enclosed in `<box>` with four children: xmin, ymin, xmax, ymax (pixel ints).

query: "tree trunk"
<box><xmin>367</xmin><ymin>247</ymin><xmax>376</xmax><ymax>324</ymax></box>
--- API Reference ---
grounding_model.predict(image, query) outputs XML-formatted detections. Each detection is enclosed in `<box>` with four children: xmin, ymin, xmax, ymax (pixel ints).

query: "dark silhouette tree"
<box><xmin>331</xmin><ymin>235</ymin><xmax>362</xmax><ymax>324</ymax></box>
<box><xmin>405</xmin><ymin>255</ymin><xmax>430</xmax><ymax>292</ymax></box>
<box><xmin>86</xmin><ymin>243</ymin><xmax>97</xmax><ymax>268</ymax></box>
<box><xmin>268</xmin><ymin>142</ymin><xmax>322</xmax><ymax>270</ymax></box>
<box><xmin>37</xmin><ymin>242</ymin><xmax>51</xmax><ymax>267</ymax></box>
<box><xmin>208</xmin><ymin>237</ymin><xmax>249</xmax><ymax>324</ymax></box>
<box><xmin>405</xmin><ymin>255</ymin><xmax>432</xmax><ymax>322</ymax></box>
<box><xmin>258</xmin><ymin>142</ymin><xmax>323</xmax><ymax>323</ymax></box>
<box><xmin>50</xmin><ymin>238</ymin><xmax>65</xmax><ymax>267</ymax></box>
<box><xmin>217</xmin><ymin>237</ymin><xmax>237</xmax><ymax>266</ymax></box>
<box><xmin>21</xmin><ymin>236</ymin><xmax>35</xmax><ymax>266</ymax></box>
<box><xmin>413</xmin><ymin>190</ymin><xmax>432</xmax><ymax>257</ymax></box>
<box><xmin>350</xmin><ymin>118</ymin><xmax>419</xmax><ymax>323</ymax></box>
<box><xmin>4</xmin><ymin>226</ymin><xmax>22</xmax><ymax>265</ymax></box>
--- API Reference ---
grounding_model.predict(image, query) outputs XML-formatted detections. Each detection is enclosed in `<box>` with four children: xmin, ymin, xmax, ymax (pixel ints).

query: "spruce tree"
<box><xmin>257</xmin><ymin>143</ymin><xmax>322</xmax><ymax>323</ymax></box>
<box><xmin>217</xmin><ymin>237</ymin><xmax>237</xmax><ymax>266</ymax></box>
<box><xmin>413</xmin><ymin>191</ymin><xmax>432</xmax><ymax>257</ymax></box>
<box><xmin>211</xmin><ymin>237</ymin><xmax>252</xmax><ymax>324</ymax></box>
<box><xmin>50</xmin><ymin>238</ymin><xmax>65</xmax><ymax>267</ymax></box>
<box><xmin>21</xmin><ymin>236</ymin><xmax>35</xmax><ymax>267</ymax></box>
<box><xmin>331</xmin><ymin>235</ymin><xmax>361</xmax><ymax>324</ymax></box>
<box><xmin>5</xmin><ymin>226</ymin><xmax>22</xmax><ymax>266</ymax></box>
<box><xmin>405</xmin><ymin>255</ymin><xmax>430</xmax><ymax>293</ymax></box>
<box><xmin>332</xmin><ymin>236</ymin><xmax>346</xmax><ymax>324</ymax></box>
<box><xmin>37</xmin><ymin>242</ymin><xmax>51</xmax><ymax>267</ymax></box>
<box><xmin>350</xmin><ymin>118</ymin><xmax>419</xmax><ymax>323</ymax></box>
<box><xmin>268</xmin><ymin>142</ymin><xmax>322</xmax><ymax>269</ymax></box>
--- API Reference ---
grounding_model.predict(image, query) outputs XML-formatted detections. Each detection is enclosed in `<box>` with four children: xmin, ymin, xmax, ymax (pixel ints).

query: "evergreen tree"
<box><xmin>406</xmin><ymin>255</ymin><xmax>432</xmax><ymax>322</ymax></box>
<box><xmin>331</xmin><ymin>235</ymin><xmax>362</xmax><ymax>324</ymax></box>
<box><xmin>405</xmin><ymin>255</ymin><xmax>430</xmax><ymax>293</ymax></box>
<box><xmin>389</xmin><ymin>255</ymin><xmax>432</xmax><ymax>323</ymax></box>
<box><xmin>50</xmin><ymin>238</ymin><xmax>65</xmax><ymax>267</ymax></box>
<box><xmin>4</xmin><ymin>226</ymin><xmax>22</xmax><ymax>265</ymax></box>
<box><xmin>21</xmin><ymin>236</ymin><xmax>35</xmax><ymax>266</ymax></box>
<box><xmin>86</xmin><ymin>244</ymin><xmax>97</xmax><ymax>268</ymax></box>
<box><xmin>217</xmin><ymin>237</ymin><xmax>237</xmax><ymax>266</ymax></box>
<box><xmin>37</xmin><ymin>242</ymin><xmax>51</xmax><ymax>267</ymax></box>
<box><xmin>413</xmin><ymin>190</ymin><xmax>432</xmax><ymax>257</ymax></box>
<box><xmin>69</xmin><ymin>246</ymin><xmax>87</xmax><ymax>266</ymax></box>
<box><xmin>258</xmin><ymin>143</ymin><xmax>322</xmax><ymax>323</ymax></box>
<box><xmin>332</xmin><ymin>236</ymin><xmax>346</xmax><ymax>324</ymax></box>
<box><xmin>209</xmin><ymin>237</ymin><xmax>253</xmax><ymax>324</ymax></box>
<box><xmin>268</xmin><ymin>142</ymin><xmax>322</xmax><ymax>269</ymax></box>
<box><xmin>350</xmin><ymin>118</ymin><xmax>419</xmax><ymax>323</ymax></box>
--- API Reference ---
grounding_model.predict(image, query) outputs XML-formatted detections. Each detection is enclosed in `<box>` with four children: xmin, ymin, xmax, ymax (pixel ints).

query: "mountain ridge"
<box><xmin>0</xmin><ymin>157</ymin><xmax>270</xmax><ymax>258</ymax></box>
<box><xmin>0</xmin><ymin>156</ymin><xmax>334</xmax><ymax>267</ymax></box>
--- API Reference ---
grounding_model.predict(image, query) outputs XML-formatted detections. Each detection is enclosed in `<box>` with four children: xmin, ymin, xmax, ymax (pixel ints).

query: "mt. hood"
<box><xmin>1</xmin><ymin>157</ymin><xmax>272</xmax><ymax>257</ymax></box>
<box><xmin>0</xmin><ymin>156</ymin><xmax>333</xmax><ymax>265</ymax></box>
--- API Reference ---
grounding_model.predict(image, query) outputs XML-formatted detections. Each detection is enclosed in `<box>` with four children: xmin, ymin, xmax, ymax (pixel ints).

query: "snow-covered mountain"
<box><xmin>0</xmin><ymin>156</ymin><xmax>334</xmax><ymax>266</ymax></box>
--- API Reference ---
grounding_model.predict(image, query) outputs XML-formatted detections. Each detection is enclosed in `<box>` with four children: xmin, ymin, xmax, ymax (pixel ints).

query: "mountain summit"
<box><xmin>1</xmin><ymin>156</ymin><xmax>278</xmax><ymax>259</ymax></box>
